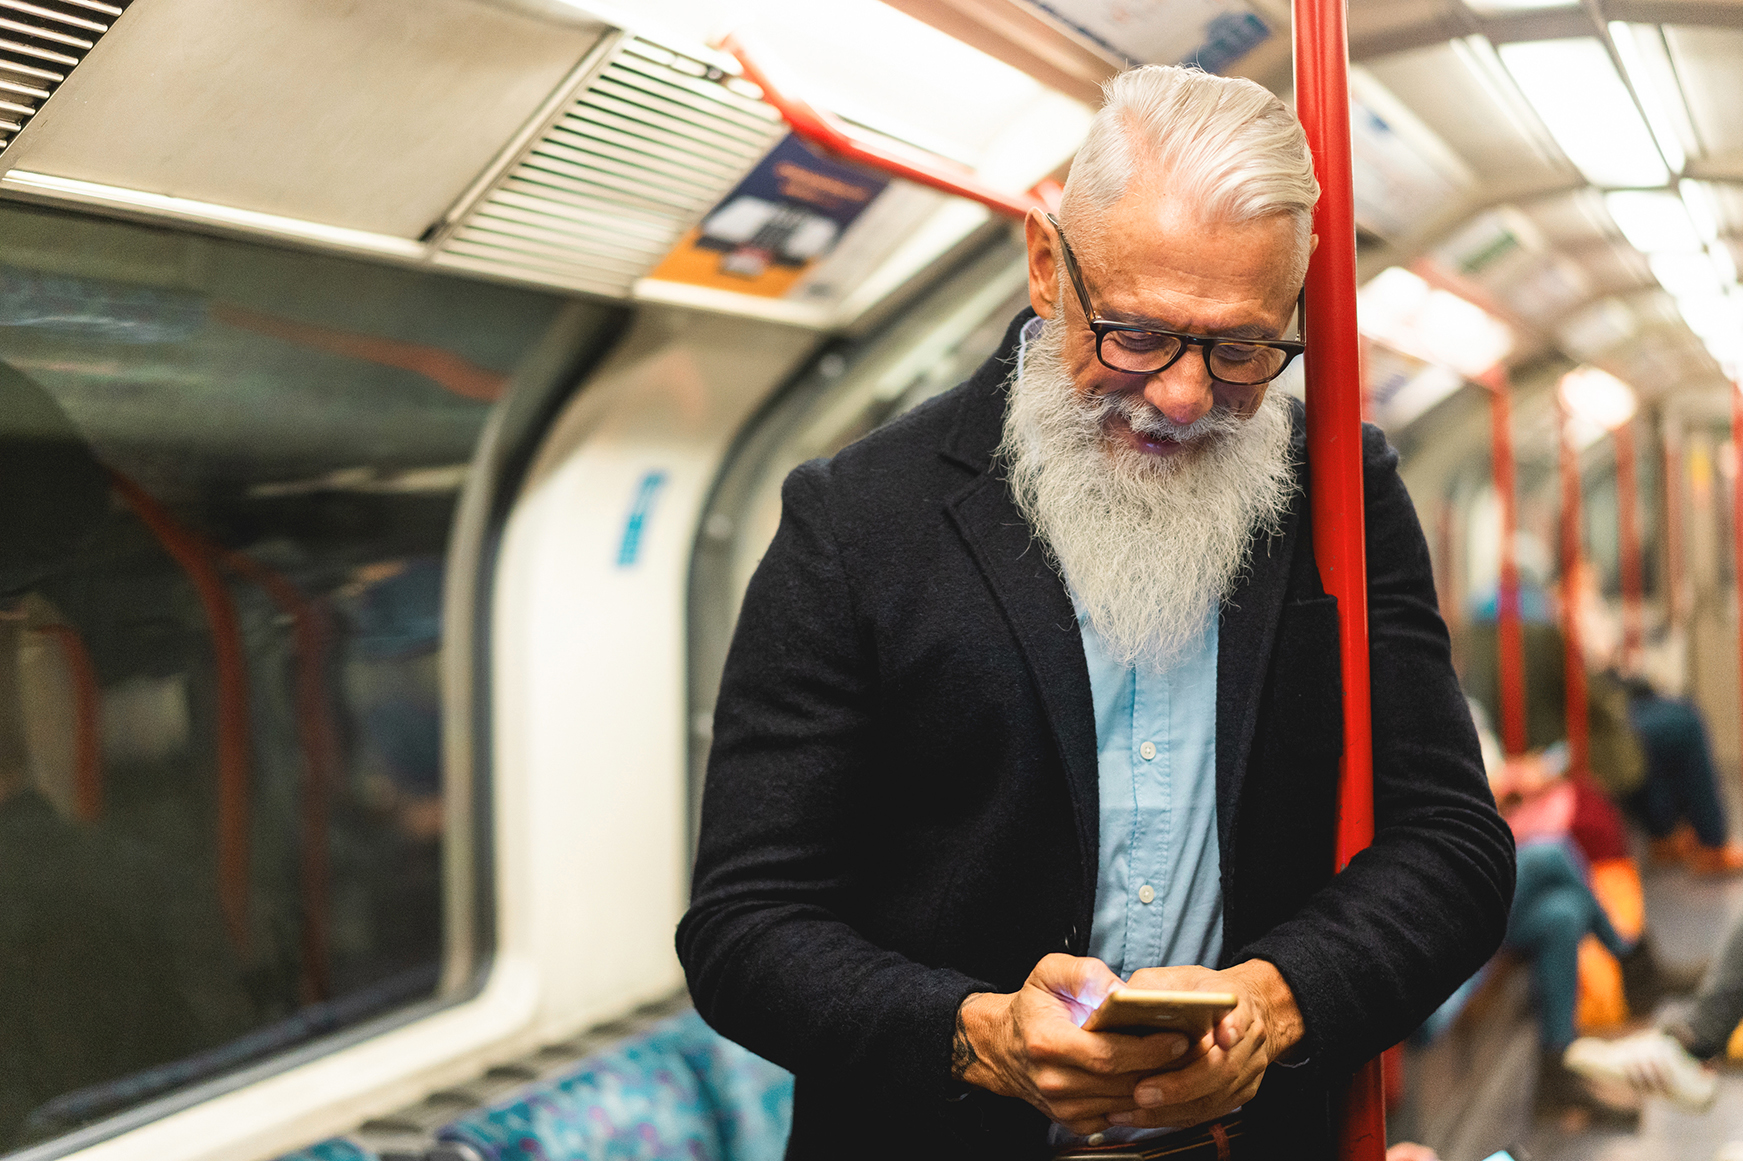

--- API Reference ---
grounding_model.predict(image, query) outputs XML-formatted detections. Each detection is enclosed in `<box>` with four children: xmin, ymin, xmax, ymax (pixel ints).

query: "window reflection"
<box><xmin>0</xmin><ymin>205</ymin><xmax>582</xmax><ymax>1150</ymax></box>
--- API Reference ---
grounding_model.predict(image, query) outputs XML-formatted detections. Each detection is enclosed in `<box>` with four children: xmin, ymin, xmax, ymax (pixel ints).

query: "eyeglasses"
<box><xmin>1047</xmin><ymin>213</ymin><xmax>1305</xmax><ymax>394</ymax></box>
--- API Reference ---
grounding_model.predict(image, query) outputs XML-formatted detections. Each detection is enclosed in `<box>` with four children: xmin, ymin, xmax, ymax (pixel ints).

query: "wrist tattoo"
<box><xmin>951</xmin><ymin>1002</ymin><xmax>980</xmax><ymax>1080</ymax></box>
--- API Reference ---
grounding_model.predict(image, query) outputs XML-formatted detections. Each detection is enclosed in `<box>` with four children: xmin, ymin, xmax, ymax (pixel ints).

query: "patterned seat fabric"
<box><xmin>274</xmin><ymin>1139</ymin><xmax>378</xmax><ymax>1161</ymax></box>
<box><xmin>273</xmin><ymin>1011</ymin><xmax>793</xmax><ymax>1161</ymax></box>
<box><xmin>436</xmin><ymin>1011</ymin><xmax>792</xmax><ymax>1161</ymax></box>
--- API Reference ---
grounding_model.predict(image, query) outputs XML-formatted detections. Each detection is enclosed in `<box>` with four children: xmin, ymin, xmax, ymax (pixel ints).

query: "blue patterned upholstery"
<box><xmin>436</xmin><ymin>1011</ymin><xmax>793</xmax><ymax>1161</ymax></box>
<box><xmin>274</xmin><ymin>1138</ymin><xmax>377</xmax><ymax>1161</ymax></box>
<box><xmin>274</xmin><ymin>1011</ymin><xmax>792</xmax><ymax>1161</ymax></box>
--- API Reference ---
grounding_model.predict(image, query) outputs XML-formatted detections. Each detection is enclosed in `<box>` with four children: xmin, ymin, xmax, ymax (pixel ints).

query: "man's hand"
<box><xmin>955</xmin><ymin>954</ymin><xmax>1192</xmax><ymax>1135</ymax></box>
<box><xmin>1104</xmin><ymin>960</ymin><xmax>1304</xmax><ymax>1130</ymax></box>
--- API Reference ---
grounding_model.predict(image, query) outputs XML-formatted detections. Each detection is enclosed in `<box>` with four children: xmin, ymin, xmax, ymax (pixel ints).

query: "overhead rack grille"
<box><xmin>0</xmin><ymin>0</ymin><xmax>131</xmax><ymax>155</ymax></box>
<box><xmin>433</xmin><ymin>36</ymin><xmax>786</xmax><ymax>298</ymax></box>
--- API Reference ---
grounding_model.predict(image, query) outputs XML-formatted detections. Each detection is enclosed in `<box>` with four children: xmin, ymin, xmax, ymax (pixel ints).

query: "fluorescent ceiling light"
<box><xmin>1560</xmin><ymin>366</ymin><xmax>1638</xmax><ymax>430</ymax></box>
<box><xmin>1680</xmin><ymin>180</ymin><xmax>1722</xmax><ymax>245</ymax></box>
<box><xmin>1465</xmin><ymin>0</ymin><xmax>1579</xmax><ymax>10</ymax></box>
<box><xmin>1650</xmin><ymin>252</ymin><xmax>1723</xmax><ymax>298</ymax></box>
<box><xmin>1608</xmin><ymin>22</ymin><xmax>1693</xmax><ymax>175</ymax></box>
<box><xmin>1677</xmin><ymin>293</ymin><xmax>1743</xmax><ymax>339</ymax></box>
<box><xmin>1357</xmin><ymin>266</ymin><xmax>1515</xmax><ymax>378</ymax></box>
<box><xmin>1604</xmin><ymin>190</ymin><xmax>1702</xmax><ymax>253</ymax></box>
<box><xmin>1497</xmin><ymin>38</ymin><xmax>1669</xmax><ymax>188</ymax></box>
<box><xmin>1714</xmin><ymin>244</ymin><xmax>1739</xmax><ymax>288</ymax></box>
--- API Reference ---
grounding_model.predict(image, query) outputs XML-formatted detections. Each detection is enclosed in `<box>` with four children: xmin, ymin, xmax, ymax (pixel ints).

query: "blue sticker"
<box><xmin>617</xmin><ymin>470</ymin><xmax>668</xmax><ymax>567</ymax></box>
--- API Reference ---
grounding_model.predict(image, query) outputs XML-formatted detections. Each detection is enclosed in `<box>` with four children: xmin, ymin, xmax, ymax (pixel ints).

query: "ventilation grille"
<box><xmin>433</xmin><ymin>37</ymin><xmax>786</xmax><ymax>298</ymax></box>
<box><xmin>0</xmin><ymin>0</ymin><xmax>130</xmax><ymax>155</ymax></box>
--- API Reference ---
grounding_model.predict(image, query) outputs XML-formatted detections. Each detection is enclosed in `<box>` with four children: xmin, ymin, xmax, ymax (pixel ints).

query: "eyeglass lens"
<box><xmin>1098</xmin><ymin>331</ymin><xmax>1290</xmax><ymax>385</ymax></box>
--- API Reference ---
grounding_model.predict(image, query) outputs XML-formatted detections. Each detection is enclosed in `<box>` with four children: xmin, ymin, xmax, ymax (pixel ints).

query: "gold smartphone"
<box><xmin>1081</xmin><ymin>988</ymin><xmax>1238</xmax><ymax>1038</ymax></box>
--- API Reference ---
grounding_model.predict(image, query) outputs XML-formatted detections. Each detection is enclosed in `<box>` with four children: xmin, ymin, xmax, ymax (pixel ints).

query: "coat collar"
<box><xmin>939</xmin><ymin>311</ymin><xmax>1311</xmax><ymax>934</ymax></box>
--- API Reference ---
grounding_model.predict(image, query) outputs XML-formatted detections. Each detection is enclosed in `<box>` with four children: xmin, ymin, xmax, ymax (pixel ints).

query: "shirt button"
<box><xmin>1140</xmin><ymin>741</ymin><xmax>1157</xmax><ymax>761</ymax></box>
<box><xmin>1138</xmin><ymin>885</ymin><xmax>1156</xmax><ymax>904</ymax></box>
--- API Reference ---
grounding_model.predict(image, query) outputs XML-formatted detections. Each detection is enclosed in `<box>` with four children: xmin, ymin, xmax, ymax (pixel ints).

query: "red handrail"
<box><xmin>1731</xmin><ymin>381</ymin><xmax>1743</xmax><ymax>810</ymax></box>
<box><xmin>1664</xmin><ymin>429</ymin><xmax>1685</xmax><ymax>629</ymax></box>
<box><xmin>1483</xmin><ymin>369</ymin><xmax>1528</xmax><ymax>756</ymax></box>
<box><xmin>720</xmin><ymin>33</ymin><xmax>1055</xmax><ymax>222</ymax></box>
<box><xmin>1293</xmin><ymin>0</ymin><xmax>1386</xmax><ymax>1155</ymax></box>
<box><xmin>32</xmin><ymin>622</ymin><xmax>103</xmax><ymax>822</ymax></box>
<box><xmin>110</xmin><ymin>471</ymin><xmax>255</xmax><ymax>954</ymax></box>
<box><xmin>1613</xmin><ymin>420</ymin><xmax>1645</xmax><ymax>668</ymax></box>
<box><xmin>219</xmin><ymin>551</ymin><xmax>339</xmax><ymax>1005</ymax></box>
<box><xmin>1557</xmin><ymin>397</ymin><xmax>1591</xmax><ymax>776</ymax></box>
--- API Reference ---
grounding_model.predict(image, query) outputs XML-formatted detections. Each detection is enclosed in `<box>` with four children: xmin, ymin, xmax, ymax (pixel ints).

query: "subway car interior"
<box><xmin>0</xmin><ymin>0</ymin><xmax>1740</xmax><ymax>1159</ymax></box>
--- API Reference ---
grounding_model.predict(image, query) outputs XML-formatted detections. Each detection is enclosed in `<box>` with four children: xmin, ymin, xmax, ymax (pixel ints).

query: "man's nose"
<box><xmin>1142</xmin><ymin>351</ymin><xmax>1215</xmax><ymax>427</ymax></box>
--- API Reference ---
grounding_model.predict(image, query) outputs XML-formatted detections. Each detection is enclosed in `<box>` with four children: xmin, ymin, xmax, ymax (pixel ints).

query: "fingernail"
<box><xmin>1107</xmin><ymin>1113</ymin><xmax>1134</xmax><ymax>1126</ymax></box>
<box><xmin>1135</xmin><ymin>1088</ymin><xmax>1161</xmax><ymax>1108</ymax></box>
<box><xmin>1167</xmin><ymin>1039</ymin><xmax>1187</xmax><ymax>1059</ymax></box>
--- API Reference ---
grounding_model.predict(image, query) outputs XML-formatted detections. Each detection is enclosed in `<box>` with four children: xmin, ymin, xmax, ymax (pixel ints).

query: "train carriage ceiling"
<box><xmin>0</xmin><ymin>0</ymin><xmax>1737</xmax><ymax>414</ymax></box>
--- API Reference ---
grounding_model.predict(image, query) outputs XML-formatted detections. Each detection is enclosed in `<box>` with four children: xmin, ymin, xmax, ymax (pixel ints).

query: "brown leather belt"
<box><xmin>1052</xmin><ymin>1117</ymin><xmax>1243</xmax><ymax>1161</ymax></box>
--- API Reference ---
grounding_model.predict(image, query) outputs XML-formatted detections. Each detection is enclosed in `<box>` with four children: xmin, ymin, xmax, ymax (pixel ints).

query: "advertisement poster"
<box><xmin>648</xmin><ymin>134</ymin><xmax>890</xmax><ymax>299</ymax></box>
<box><xmin>1021</xmin><ymin>0</ymin><xmax>1271</xmax><ymax>73</ymax></box>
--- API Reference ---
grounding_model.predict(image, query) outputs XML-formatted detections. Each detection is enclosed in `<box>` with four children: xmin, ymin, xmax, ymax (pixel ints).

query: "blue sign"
<box><xmin>617</xmin><ymin>470</ymin><xmax>668</xmax><ymax>568</ymax></box>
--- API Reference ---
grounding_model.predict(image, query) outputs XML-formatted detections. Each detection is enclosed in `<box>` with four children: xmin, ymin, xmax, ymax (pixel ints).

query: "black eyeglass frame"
<box><xmin>1047</xmin><ymin>213</ymin><xmax>1306</xmax><ymax>388</ymax></box>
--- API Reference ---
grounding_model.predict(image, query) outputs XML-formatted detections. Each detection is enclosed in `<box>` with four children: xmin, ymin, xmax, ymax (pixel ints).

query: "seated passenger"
<box><xmin>1622</xmin><ymin>667</ymin><xmax>1743</xmax><ymax>873</ymax></box>
<box><xmin>1563</xmin><ymin>902</ymin><xmax>1743</xmax><ymax>1146</ymax></box>
<box><xmin>680</xmin><ymin>65</ymin><xmax>1514</xmax><ymax>1160</ymax></box>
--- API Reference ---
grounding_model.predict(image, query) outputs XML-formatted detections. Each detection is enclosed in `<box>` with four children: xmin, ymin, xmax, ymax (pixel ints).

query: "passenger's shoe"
<box><xmin>1650</xmin><ymin>824</ymin><xmax>1699</xmax><ymax>865</ymax></box>
<box><xmin>1564</xmin><ymin>1029</ymin><xmax>1719</xmax><ymax>1112</ymax></box>
<box><xmin>1690</xmin><ymin>842</ymin><xmax>1743</xmax><ymax>876</ymax></box>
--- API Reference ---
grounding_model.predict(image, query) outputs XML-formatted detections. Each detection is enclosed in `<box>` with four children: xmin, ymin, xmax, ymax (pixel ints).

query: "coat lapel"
<box><xmin>1214</xmin><ymin>399</ymin><xmax>1310</xmax><ymax>885</ymax></box>
<box><xmin>946</xmin><ymin>471</ymin><xmax>1101</xmax><ymax>919</ymax></box>
<box><xmin>941</xmin><ymin>310</ymin><xmax>1100</xmax><ymax>919</ymax></box>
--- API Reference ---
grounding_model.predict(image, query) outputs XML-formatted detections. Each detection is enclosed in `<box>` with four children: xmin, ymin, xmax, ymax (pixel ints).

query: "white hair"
<box><xmin>998</xmin><ymin>317</ymin><xmax>1296</xmax><ymax>672</ymax></box>
<box><xmin>1061</xmin><ymin>65</ymin><xmax>1320</xmax><ymax>283</ymax></box>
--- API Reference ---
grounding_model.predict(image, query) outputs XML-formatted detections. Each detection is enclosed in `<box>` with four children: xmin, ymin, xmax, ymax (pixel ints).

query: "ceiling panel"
<box><xmin>1665</xmin><ymin>25</ymin><xmax>1743</xmax><ymax>161</ymax></box>
<box><xmin>1364</xmin><ymin>42</ymin><xmax>1570</xmax><ymax>192</ymax></box>
<box><xmin>1</xmin><ymin>0</ymin><xmax>607</xmax><ymax>240</ymax></box>
<box><xmin>1520</xmin><ymin>188</ymin><xmax>1615</xmax><ymax>248</ymax></box>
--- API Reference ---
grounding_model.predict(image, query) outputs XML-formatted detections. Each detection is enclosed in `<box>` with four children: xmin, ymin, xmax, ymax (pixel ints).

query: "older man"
<box><xmin>678</xmin><ymin>65</ymin><xmax>1514</xmax><ymax>1160</ymax></box>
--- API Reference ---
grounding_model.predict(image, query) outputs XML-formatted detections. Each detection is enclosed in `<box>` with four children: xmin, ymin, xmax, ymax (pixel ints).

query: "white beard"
<box><xmin>997</xmin><ymin>316</ymin><xmax>1296</xmax><ymax>672</ymax></box>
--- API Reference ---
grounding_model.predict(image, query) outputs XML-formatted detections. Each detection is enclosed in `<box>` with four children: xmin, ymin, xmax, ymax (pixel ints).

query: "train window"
<box><xmin>0</xmin><ymin>203</ymin><xmax>594</xmax><ymax>1152</ymax></box>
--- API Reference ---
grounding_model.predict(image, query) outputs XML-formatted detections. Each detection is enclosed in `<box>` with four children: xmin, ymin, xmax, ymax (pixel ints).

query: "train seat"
<box><xmin>276</xmin><ymin>1011</ymin><xmax>793</xmax><ymax>1161</ymax></box>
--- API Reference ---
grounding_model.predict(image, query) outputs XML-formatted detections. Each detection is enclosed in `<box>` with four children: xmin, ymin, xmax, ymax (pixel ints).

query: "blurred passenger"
<box><xmin>681</xmin><ymin>65</ymin><xmax>1514</xmax><ymax>1160</ymax></box>
<box><xmin>1622</xmin><ymin>668</ymin><xmax>1743</xmax><ymax>873</ymax></box>
<box><xmin>1563</xmin><ymin>901</ymin><xmax>1743</xmax><ymax>1118</ymax></box>
<box><xmin>1474</xmin><ymin>711</ymin><xmax>1637</xmax><ymax>1123</ymax></box>
<box><xmin>0</xmin><ymin>365</ymin><xmax>203</xmax><ymax>1146</ymax></box>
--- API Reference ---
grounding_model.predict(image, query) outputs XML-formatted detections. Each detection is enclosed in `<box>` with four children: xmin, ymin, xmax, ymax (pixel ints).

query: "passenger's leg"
<box><xmin>1633</xmin><ymin>697</ymin><xmax>1729</xmax><ymax>848</ymax></box>
<box><xmin>1669</xmin><ymin>911</ymin><xmax>1743</xmax><ymax>1060</ymax></box>
<box><xmin>1510</xmin><ymin>887</ymin><xmax>1587</xmax><ymax>1052</ymax></box>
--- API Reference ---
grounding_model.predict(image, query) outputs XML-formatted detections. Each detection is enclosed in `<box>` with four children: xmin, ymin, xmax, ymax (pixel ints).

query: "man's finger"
<box><xmin>1031</xmin><ymin>953</ymin><xmax>1124</xmax><ymax>1013</ymax></box>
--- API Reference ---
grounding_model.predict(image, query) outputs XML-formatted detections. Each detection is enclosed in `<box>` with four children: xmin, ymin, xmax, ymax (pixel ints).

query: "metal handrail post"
<box><xmin>1485</xmin><ymin>369</ymin><xmax>1528</xmax><ymax>754</ymax></box>
<box><xmin>1292</xmin><ymin>0</ymin><xmax>1385</xmax><ymax>1154</ymax></box>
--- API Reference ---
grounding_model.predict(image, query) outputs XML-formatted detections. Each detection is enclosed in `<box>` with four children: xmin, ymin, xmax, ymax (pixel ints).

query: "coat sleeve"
<box><xmin>676</xmin><ymin>458</ymin><xmax>992</xmax><ymax>1096</ymax></box>
<box><xmin>1235</xmin><ymin>424</ymin><xmax>1516</xmax><ymax>1073</ymax></box>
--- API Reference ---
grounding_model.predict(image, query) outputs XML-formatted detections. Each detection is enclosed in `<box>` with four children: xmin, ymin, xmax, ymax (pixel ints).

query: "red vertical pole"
<box><xmin>1730</xmin><ymin>384</ymin><xmax>1743</xmax><ymax>783</ymax></box>
<box><xmin>1292</xmin><ymin>1</ymin><xmax>1385</xmax><ymax>1156</ymax></box>
<box><xmin>1486</xmin><ymin>371</ymin><xmax>1528</xmax><ymax>755</ymax></box>
<box><xmin>1614</xmin><ymin>420</ymin><xmax>1645</xmax><ymax>668</ymax></box>
<box><xmin>1557</xmin><ymin>396</ymin><xmax>1590</xmax><ymax>775</ymax></box>
<box><xmin>1664</xmin><ymin>426</ymin><xmax>1684</xmax><ymax>629</ymax></box>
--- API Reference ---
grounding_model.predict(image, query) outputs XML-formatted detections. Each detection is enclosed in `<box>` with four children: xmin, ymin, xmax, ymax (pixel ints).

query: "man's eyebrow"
<box><xmin>1099</xmin><ymin>310</ymin><xmax>1286</xmax><ymax>340</ymax></box>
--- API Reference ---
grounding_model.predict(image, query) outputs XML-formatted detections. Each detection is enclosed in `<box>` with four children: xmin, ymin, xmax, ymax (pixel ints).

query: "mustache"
<box><xmin>1089</xmin><ymin>389</ymin><xmax>1244</xmax><ymax>443</ymax></box>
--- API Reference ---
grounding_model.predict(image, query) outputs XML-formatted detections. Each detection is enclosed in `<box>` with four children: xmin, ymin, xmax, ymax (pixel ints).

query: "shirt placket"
<box><xmin>1128</xmin><ymin>665</ymin><xmax>1171</xmax><ymax>972</ymax></box>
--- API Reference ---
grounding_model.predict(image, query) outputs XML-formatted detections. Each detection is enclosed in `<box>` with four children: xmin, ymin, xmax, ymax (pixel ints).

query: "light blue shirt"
<box><xmin>1078</xmin><ymin>603</ymin><xmax>1224</xmax><ymax>978</ymax></box>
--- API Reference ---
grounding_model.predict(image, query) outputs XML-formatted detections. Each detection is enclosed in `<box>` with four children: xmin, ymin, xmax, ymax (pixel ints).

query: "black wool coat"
<box><xmin>678</xmin><ymin>310</ymin><xmax>1515</xmax><ymax>1160</ymax></box>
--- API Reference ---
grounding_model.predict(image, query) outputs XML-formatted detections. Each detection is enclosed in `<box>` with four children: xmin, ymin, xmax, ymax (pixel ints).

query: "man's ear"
<box><xmin>1308</xmin><ymin>233</ymin><xmax>1320</xmax><ymax>258</ymax></box>
<box><xmin>1025</xmin><ymin>209</ymin><xmax>1060</xmax><ymax>320</ymax></box>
